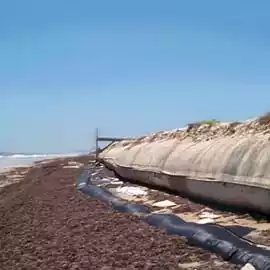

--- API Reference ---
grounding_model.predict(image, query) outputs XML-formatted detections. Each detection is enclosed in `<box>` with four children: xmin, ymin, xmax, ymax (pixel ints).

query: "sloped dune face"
<box><xmin>99</xmin><ymin>117</ymin><xmax>270</xmax><ymax>215</ymax></box>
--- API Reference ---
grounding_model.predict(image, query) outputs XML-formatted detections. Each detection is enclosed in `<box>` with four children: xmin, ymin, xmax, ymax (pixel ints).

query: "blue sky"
<box><xmin>1</xmin><ymin>0</ymin><xmax>270</xmax><ymax>153</ymax></box>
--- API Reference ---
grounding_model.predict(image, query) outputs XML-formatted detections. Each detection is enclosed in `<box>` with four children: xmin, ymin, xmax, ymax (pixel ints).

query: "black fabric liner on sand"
<box><xmin>76</xmin><ymin>168</ymin><xmax>270</xmax><ymax>270</ymax></box>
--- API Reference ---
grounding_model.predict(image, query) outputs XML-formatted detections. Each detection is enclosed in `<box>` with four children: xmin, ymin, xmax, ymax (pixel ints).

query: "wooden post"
<box><xmin>95</xmin><ymin>128</ymin><xmax>99</xmax><ymax>161</ymax></box>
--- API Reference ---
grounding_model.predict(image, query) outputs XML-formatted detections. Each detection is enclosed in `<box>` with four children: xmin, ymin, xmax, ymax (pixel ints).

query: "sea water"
<box><xmin>0</xmin><ymin>153</ymin><xmax>83</xmax><ymax>172</ymax></box>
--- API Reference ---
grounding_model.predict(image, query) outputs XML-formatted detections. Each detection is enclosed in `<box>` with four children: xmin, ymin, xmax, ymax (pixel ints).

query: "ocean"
<box><xmin>0</xmin><ymin>153</ymin><xmax>84</xmax><ymax>172</ymax></box>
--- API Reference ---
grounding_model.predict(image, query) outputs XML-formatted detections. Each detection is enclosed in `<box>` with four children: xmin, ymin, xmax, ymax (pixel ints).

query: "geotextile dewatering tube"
<box><xmin>76</xmin><ymin>168</ymin><xmax>270</xmax><ymax>270</ymax></box>
<box><xmin>98</xmin><ymin>134</ymin><xmax>270</xmax><ymax>216</ymax></box>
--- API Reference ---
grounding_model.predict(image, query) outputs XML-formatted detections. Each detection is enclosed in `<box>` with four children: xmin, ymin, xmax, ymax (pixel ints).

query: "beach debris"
<box><xmin>106</xmin><ymin>177</ymin><xmax>121</xmax><ymax>182</ymax></box>
<box><xmin>78</xmin><ymin>182</ymin><xmax>86</xmax><ymax>188</ymax></box>
<box><xmin>94</xmin><ymin>176</ymin><xmax>123</xmax><ymax>187</ymax></box>
<box><xmin>197</xmin><ymin>218</ymin><xmax>215</xmax><ymax>224</ymax></box>
<box><xmin>116</xmin><ymin>186</ymin><xmax>148</xmax><ymax>197</ymax></box>
<box><xmin>63</xmin><ymin>161</ymin><xmax>84</xmax><ymax>169</ymax></box>
<box><xmin>152</xmin><ymin>200</ymin><xmax>177</xmax><ymax>208</ymax></box>
<box><xmin>199</xmin><ymin>211</ymin><xmax>221</xmax><ymax>220</ymax></box>
<box><xmin>240</xmin><ymin>263</ymin><xmax>256</xmax><ymax>270</ymax></box>
<box><xmin>178</xmin><ymin>261</ymin><xmax>207</xmax><ymax>268</ymax></box>
<box><xmin>196</xmin><ymin>211</ymin><xmax>221</xmax><ymax>224</ymax></box>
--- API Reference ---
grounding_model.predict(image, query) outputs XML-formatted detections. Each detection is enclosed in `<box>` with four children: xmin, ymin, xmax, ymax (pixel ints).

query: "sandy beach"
<box><xmin>0</xmin><ymin>155</ymin><xmax>269</xmax><ymax>269</ymax></box>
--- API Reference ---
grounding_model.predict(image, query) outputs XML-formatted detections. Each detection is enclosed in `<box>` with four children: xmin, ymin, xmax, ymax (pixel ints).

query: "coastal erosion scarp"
<box><xmin>98</xmin><ymin>115</ymin><xmax>270</xmax><ymax>216</ymax></box>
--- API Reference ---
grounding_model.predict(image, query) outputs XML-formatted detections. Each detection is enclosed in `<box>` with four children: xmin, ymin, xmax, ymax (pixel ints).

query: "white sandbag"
<box><xmin>99</xmin><ymin>119</ymin><xmax>270</xmax><ymax>214</ymax></box>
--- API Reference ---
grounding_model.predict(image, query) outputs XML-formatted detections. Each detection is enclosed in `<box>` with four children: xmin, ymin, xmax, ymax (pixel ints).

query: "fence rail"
<box><xmin>97</xmin><ymin>136</ymin><xmax>130</xmax><ymax>142</ymax></box>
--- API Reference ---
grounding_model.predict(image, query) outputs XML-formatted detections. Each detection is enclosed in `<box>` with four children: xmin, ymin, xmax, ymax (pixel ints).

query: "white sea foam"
<box><xmin>0</xmin><ymin>152</ymin><xmax>84</xmax><ymax>171</ymax></box>
<box><xmin>7</xmin><ymin>153</ymin><xmax>81</xmax><ymax>159</ymax></box>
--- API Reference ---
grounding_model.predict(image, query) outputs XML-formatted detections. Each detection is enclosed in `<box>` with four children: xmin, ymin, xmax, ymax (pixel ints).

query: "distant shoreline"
<box><xmin>0</xmin><ymin>153</ymin><xmax>86</xmax><ymax>172</ymax></box>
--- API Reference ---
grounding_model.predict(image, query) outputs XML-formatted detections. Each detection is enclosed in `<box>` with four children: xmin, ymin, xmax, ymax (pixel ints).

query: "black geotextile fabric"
<box><xmin>76</xmin><ymin>168</ymin><xmax>270</xmax><ymax>269</ymax></box>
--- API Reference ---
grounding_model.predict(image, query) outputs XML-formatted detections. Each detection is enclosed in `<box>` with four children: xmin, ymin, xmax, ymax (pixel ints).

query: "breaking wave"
<box><xmin>6</xmin><ymin>153</ymin><xmax>82</xmax><ymax>159</ymax></box>
<box><xmin>0</xmin><ymin>152</ymin><xmax>85</xmax><ymax>170</ymax></box>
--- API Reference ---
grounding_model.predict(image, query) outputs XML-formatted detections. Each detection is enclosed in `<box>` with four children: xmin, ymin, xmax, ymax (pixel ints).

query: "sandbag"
<box><xmin>100</xmin><ymin>137</ymin><xmax>270</xmax><ymax>188</ymax></box>
<box><xmin>99</xmin><ymin>126</ymin><xmax>270</xmax><ymax>214</ymax></box>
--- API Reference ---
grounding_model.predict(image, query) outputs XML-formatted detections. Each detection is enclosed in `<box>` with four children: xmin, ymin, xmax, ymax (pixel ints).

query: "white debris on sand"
<box><xmin>197</xmin><ymin>218</ymin><xmax>215</xmax><ymax>224</ymax></box>
<box><xmin>194</xmin><ymin>211</ymin><xmax>222</xmax><ymax>224</ymax></box>
<box><xmin>199</xmin><ymin>211</ymin><xmax>221</xmax><ymax>220</ymax></box>
<box><xmin>93</xmin><ymin>176</ymin><xmax>123</xmax><ymax>187</ymax></box>
<box><xmin>240</xmin><ymin>263</ymin><xmax>256</xmax><ymax>270</ymax></box>
<box><xmin>152</xmin><ymin>200</ymin><xmax>177</xmax><ymax>208</ymax></box>
<box><xmin>63</xmin><ymin>161</ymin><xmax>84</xmax><ymax>169</ymax></box>
<box><xmin>116</xmin><ymin>186</ymin><xmax>148</xmax><ymax>197</ymax></box>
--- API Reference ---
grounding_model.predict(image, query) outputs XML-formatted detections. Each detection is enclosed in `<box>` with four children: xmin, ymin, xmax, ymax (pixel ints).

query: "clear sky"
<box><xmin>1</xmin><ymin>0</ymin><xmax>270</xmax><ymax>153</ymax></box>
